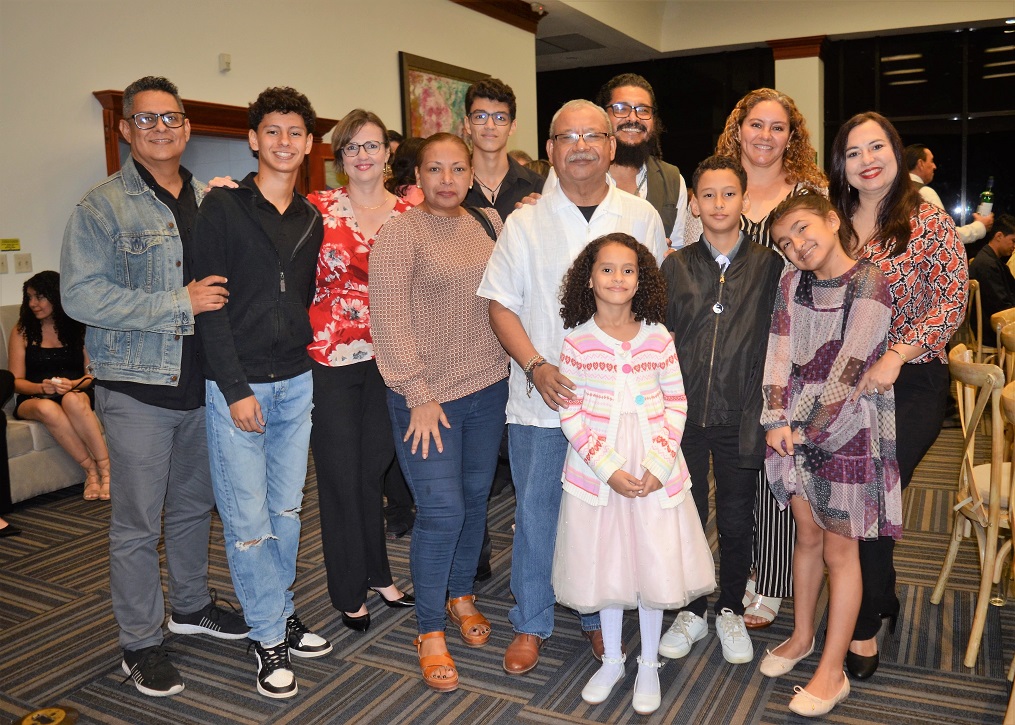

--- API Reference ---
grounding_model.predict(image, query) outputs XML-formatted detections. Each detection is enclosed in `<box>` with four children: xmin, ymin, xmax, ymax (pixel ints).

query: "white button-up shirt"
<box><xmin>477</xmin><ymin>181</ymin><xmax>667</xmax><ymax>428</ymax></box>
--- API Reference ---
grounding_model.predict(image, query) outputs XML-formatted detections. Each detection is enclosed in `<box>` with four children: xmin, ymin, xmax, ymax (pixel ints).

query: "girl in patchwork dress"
<box><xmin>552</xmin><ymin>233</ymin><xmax>715</xmax><ymax>716</ymax></box>
<box><xmin>759</xmin><ymin>190</ymin><xmax>902</xmax><ymax>717</ymax></box>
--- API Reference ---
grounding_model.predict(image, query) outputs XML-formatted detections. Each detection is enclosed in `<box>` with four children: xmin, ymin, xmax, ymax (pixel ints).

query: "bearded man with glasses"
<box><xmin>61</xmin><ymin>76</ymin><xmax>246</xmax><ymax>698</ymax></box>
<box><xmin>596</xmin><ymin>73</ymin><xmax>688</xmax><ymax>248</ymax></box>
<box><xmin>478</xmin><ymin>99</ymin><xmax>667</xmax><ymax>675</ymax></box>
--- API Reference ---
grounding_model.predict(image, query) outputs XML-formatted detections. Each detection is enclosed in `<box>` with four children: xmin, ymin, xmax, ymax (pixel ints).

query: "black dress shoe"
<box><xmin>475</xmin><ymin>564</ymin><xmax>493</xmax><ymax>582</ymax></box>
<box><xmin>341</xmin><ymin>610</ymin><xmax>371</xmax><ymax>631</ymax></box>
<box><xmin>371</xmin><ymin>589</ymin><xmax>415</xmax><ymax>608</ymax></box>
<box><xmin>846</xmin><ymin>649</ymin><xmax>879</xmax><ymax>680</ymax></box>
<box><xmin>0</xmin><ymin>524</ymin><xmax>21</xmax><ymax>538</ymax></box>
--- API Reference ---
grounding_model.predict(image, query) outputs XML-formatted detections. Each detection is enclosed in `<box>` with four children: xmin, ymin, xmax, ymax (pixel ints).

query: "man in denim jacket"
<box><xmin>60</xmin><ymin>76</ymin><xmax>247</xmax><ymax>698</ymax></box>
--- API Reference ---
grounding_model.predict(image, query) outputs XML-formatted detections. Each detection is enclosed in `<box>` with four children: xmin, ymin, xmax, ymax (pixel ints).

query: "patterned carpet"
<box><xmin>0</xmin><ymin>428</ymin><xmax>1011</xmax><ymax>724</ymax></box>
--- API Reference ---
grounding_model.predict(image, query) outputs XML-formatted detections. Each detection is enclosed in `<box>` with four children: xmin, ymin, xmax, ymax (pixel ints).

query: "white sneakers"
<box><xmin>659</xmin><ymin>611</ymin><xmax>709</xmax><ymax>659</ymax></box>
<box><xmin>659</xmin><ymin>609</ymin><xmax>754</xmax><ymax>664</ymax></box>
<box><xmin>716</xmin><ymin>608</ymin><xmax>754</xmax><ymax>664</ymax></box>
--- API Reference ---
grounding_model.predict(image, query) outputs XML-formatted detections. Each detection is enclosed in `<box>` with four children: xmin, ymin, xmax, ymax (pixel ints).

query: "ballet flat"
<box><xmin>759</xmin><ymin>637</ymin><xmax>815</xmax><ymax>677</ymax></box>
<box><xmin>581</xmin><ymin>655</ymin><xmax>626</xmax><ymax>705</ymax></box>
<box><xmin>788</xmin><ymin>673</ymin><xmax>850</xmax><ymax>717</ymax></box>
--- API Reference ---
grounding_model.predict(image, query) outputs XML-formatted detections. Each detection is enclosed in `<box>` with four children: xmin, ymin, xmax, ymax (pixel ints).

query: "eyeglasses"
<box><xmin>607</xmin><ymin>103</ymin><xmax>655</xmax><ymax>120</ymax></box>
<box><xmin>551</xmin><ymin>132</ymin><xmax>612</xmax><ymax>146</ymax></box>
<box><xmin>341</xmin><ymin>141</ymin><xmax>384</xmax><ymax>157</ymax></box>
<box><xmin>468</xmin><ymin>110</ymin><xmax>512</xmax><ymax>126</ymax></box>
<box><xmin>129</xmin><ymin>112</ymin><xmax>187</xmax><ymax>130</ymax></box>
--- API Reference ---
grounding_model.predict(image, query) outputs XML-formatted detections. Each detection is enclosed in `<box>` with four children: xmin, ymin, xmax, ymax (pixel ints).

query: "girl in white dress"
<box><xmin>553</xmin><ymin>233</ymin><xmax>715</xmax><ymax>715</ymax></box>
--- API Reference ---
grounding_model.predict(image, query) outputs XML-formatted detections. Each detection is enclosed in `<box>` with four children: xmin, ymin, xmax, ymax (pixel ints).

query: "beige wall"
<box><xmin>0</xmin><ymin>0</ymin><xmax>538</xmax><ymax>305</ymax></box>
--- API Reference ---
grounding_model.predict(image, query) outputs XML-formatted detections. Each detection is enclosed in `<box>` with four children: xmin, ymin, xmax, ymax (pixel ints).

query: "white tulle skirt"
<box><xmin>552</xmin><ymin>407</ymin><xmax>716</xmax><ymax>613</ymax></box>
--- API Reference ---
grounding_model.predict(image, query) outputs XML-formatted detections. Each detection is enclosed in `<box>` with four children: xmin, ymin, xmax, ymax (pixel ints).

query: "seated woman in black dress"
<box><xmin>9</xmin><ymin>271</ymin><xmax>109</xmax><ymax>500</ymax></box>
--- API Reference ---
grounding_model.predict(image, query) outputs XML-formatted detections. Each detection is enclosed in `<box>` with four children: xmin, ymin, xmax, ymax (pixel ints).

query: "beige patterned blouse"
<box><xmin>370</xmin><ymin>206</ymin><xmax>508</xmax><ymax>408</ymax></box>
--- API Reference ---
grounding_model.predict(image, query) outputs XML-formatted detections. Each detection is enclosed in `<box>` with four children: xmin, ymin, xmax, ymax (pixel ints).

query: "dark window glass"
<box><xmin>879</xmin><ymin>33</ymin><xmax>962</xmax><ymax>118</ymax></box>
<box><xmin>968</xmin><ymin>27</ymin><xmax>1015</xmax><ymax>115</ymax></box>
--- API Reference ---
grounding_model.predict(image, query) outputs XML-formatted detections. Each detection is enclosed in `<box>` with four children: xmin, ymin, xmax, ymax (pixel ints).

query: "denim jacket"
<box><xmin>60</xmin><ymin>156</ymin><xmax>206</xmax><ymax>385</ymax></box>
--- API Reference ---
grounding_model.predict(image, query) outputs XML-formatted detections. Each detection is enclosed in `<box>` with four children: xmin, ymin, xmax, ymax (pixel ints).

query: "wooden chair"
<box><xmin>965</xmin><ymin>279</ymin><xmax>987</xmax><ymax>363</ymax></box>
<box><xmin>931</xmin><ymin>344</ymin><xmax>1009</xmax><ymax>667</ymax></box>
<box><xmin>988</xmin><ymin>308</ymin><xmax>1015</xmax><ymax>370</ymax></box>
<box><xmin>998</xmin><ymin>317</ymin><xmax>1015</xmax><ymax>380</ymax></box>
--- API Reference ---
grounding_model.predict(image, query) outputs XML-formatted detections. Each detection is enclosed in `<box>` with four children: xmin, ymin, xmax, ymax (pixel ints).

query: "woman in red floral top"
<box><xmin>307</xmin><ymin>110</ymin><xmax>415</xmax><ymax>630</ymax></box>
<box><xmin>829</xmin><ymin>112</ymin><xmax>966</xmax><ymax>681</ymax></box>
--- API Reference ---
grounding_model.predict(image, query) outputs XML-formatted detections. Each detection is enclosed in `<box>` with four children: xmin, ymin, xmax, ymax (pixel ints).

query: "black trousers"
<box><xmin>681</xmin><ymin>421</ymin><xmax>758</xmax><ymax>616</ymax></box>
<box><xmin>853</xmin><ymin>361</ymin><xmax>949</xmax><ymax>639</ymax></box>
<box><xmin>311</xmin><ymin>360</ymin><xmax>395</xmax><ymax>611</ymax></box>
<box><xmin>0</xmin><ymin>370</ymin><xmax>13</xmax><ymax>514</ymax></box>
<box><xmin>383</xmin><ymin>457</ymin><xmax>414</xmax><ymax>528</ymax></box>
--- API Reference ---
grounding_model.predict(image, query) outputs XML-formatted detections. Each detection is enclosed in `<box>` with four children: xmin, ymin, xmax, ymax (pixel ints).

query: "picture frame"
<box><xmin>399</xmin><ymin>52</ymin><xmax>489</xmax><ymax>139</ymax></box>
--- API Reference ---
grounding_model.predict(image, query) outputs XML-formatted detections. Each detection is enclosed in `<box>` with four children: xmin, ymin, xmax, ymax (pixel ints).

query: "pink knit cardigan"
<box><xmin>558</xmin><ymin>318</ymin><xmax>690</xmax><ymax>508</ymax></box>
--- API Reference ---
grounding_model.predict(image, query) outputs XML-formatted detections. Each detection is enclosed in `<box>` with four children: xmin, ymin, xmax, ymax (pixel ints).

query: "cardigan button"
<box><xmin>635</xmin><ymin>395</ymin><xmax>645</xmax><ymax>405</ymax></box>
<box><xmin>622</xmin><ymin>364</ymin><xmax>632</xmax><ymax>374</ymax></box>
<box><xmin>621</xmin><ymin>341</ymin><xmax>631</xmax><ymax>351</ymax></box>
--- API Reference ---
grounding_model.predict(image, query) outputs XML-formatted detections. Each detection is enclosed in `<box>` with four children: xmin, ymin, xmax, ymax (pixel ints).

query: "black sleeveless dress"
<box><xmin>14</xmin><ymin>344</ymin><xmax>93</xmax><ymax>419</ymax></box>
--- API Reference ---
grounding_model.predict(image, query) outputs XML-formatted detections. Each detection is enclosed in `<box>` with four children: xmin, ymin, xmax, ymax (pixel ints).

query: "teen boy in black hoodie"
<box><xmin>193</xmin><ymin>87</ymin><xmax>330</xmax><ymax>700</ymax></box>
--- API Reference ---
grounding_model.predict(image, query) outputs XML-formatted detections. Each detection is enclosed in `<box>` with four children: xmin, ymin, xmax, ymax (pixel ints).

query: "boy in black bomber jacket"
<box><xmin>192</xmin><ymin>87</ymin><xmax>330</xmax><ymax>700</ymax></box>
<box><xmin>658</xmin><ymin>156</ymin><xmax>783</xmax><ymax>667</ymax></box>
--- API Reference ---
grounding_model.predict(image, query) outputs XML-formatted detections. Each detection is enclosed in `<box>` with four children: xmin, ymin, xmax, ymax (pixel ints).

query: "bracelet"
<box><xmin>523</xmin><ymin>354</ymin><xmax>547</xmax><ymax>398</ymax></box>
<box><xmin>889</xmin><ymin>347</ymin><xmax>907</xmax><ymax>364</ymax></box>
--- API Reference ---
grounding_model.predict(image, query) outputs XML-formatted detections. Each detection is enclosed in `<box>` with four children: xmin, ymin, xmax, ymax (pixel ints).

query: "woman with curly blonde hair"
<box><xmin>683</xmin><ymin>88</ymin><xmax>828</xmax><ymax>631</ymax></box>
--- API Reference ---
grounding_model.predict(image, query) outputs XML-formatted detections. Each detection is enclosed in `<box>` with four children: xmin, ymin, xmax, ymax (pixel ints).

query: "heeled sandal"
<box><xmin>81</xmin><ymin>459</ymin><xmax>101</xmax><ymax>501</ymax></box>
<box><xmin>96</xmin><ymin>457</ymin><xmax>111</xmax><ymax>501</ymax></box>
<box><xmin>446</xmin><ymin>594</ymin><xmax>491</xmax><ymax>648</ymax></box>
<box><xmin>414</xmin><ymin>631</ymin><xmax>459</xmax><ymax>692</ymax></box>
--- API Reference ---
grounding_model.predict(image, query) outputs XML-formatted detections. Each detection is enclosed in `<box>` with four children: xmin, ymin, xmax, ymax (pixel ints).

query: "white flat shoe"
<box><xmin>758</xmin><ymin>637</ymin><xmax>815</xmax><ymax>677</ymax></box>
<box><xmin>632</xmin><ymin>657</ymin><xmax>663</xmax><ymax>715</ymax></box>
<box><xmin>581</xmin><ymin>655</ymin><xmax>626</xmax><ymax>705</ymax></box>
<box><xmin>788</xmin><ymin>672</ymin><xmax>850</xmax><ymax>717</ymax></box>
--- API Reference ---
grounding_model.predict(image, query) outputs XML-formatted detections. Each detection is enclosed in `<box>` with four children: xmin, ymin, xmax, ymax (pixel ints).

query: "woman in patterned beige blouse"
<box><xmin>371</xmin><ymin>133</ymin><xmax>509</xmax><ymax>693</ymax></box>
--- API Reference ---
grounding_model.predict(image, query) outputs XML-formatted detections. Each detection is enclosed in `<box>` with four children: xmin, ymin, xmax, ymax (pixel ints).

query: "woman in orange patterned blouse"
<box><xmin>829</xmin><ymin>111</ymin><xmax>966</xmax><ymax>681</ymax></box>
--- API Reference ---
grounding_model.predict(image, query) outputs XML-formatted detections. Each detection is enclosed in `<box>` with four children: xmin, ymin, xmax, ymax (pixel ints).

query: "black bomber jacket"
<box><xmin>662</xmin><ymin>236</ymin><xmax>784</xmax><ymax>469</ymax></box>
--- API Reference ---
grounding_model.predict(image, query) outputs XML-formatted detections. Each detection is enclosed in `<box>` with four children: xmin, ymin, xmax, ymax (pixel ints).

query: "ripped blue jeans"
<box><xmin>206</xmin><ymin>372</ymin><xmax>313</xmax><ymax>645</ymax></box>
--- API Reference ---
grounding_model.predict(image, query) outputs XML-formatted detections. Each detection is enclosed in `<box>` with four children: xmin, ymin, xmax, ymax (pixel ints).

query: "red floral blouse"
<box><xmin>306</xmin><ymin>187</ymin><xmax>414</xmax><ymax>367</ymax></box>
<box><xmin>860</xmin><ymin>202</ymin><xmax>967</xmax><ymax>364</ymax></box>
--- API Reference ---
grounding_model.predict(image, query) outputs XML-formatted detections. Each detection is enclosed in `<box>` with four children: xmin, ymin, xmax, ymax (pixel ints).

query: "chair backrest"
<box><xmin>1001</xmin><ymin>321</ymin><xmax>1015</xmax><ymax>382</ymax></box>
<box><xmin>967</xmin><ymin>280</ymin><xmax>984</xmax><ymax>363</ymax></box>
<box><xmin>1000</xmin><ymin>380</ymin><xmax>1015</xmax><ymax>530</ymax></box>
<box><xmin>991</xmin><ymin>308</ymin><xmax>1015</xmax><ymax>373</ymax></box>
<box><xmin>949</xmin><ymin>343</ymin><xmax>1005</xmax><ymax>527</ymax></box>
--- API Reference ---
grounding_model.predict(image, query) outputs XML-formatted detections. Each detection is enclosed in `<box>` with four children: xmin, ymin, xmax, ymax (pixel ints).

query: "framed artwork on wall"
<box><xmin>399</xmin><ymin>52</ymin><xmax>489</xmax><ymax>139</ymax></box>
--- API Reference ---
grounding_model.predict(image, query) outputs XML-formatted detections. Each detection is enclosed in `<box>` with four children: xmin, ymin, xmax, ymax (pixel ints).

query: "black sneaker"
<box><xmin>253</xmin><ymin>640</ymin><xmax>297</xmax><ymax>699</ymax></box>
<box><xmin>168</xmin><ymin>594</ymin><xmax>250</xmax><ymax>640</ymax></box>
<box><xmin>286</xmin><ymin>612</ymin><xmax>333</xmax><ymax>658</ymax></box>
<box><xmin>121</xmin><ymin>645</ymin><xmax>185</xmax><ymax>697</ymax></box>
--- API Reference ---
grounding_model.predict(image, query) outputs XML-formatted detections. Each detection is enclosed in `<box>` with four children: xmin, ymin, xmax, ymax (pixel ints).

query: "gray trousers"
<box><xmin>98</xmin><ymin>388</ymin><xmax>216</xmax><ymax>651</ymax></box>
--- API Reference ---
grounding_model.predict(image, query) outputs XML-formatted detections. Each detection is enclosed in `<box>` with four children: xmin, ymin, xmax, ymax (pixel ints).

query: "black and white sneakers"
<box><xmin>253</xmin><ymin>640</ymin><xmax>298</xmax><ymax>699</ymax></box>
<box><xmin>121</xmin><ymin>645</ymin><xmax>185</xmax><ymax>697</ymax></box>
<box><xmin>168</xmin><ymin>598</ymin><xmax>250</xmax><ymax>640</ymax></box>
<box><xmin>286</xmin><ymin>612</ymin><xmax>333</xmax><ymax>658</ymax></box>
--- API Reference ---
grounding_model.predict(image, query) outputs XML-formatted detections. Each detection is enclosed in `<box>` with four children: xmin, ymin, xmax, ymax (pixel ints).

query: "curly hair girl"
<box><xmin>559</xmin><ymin>233</ymin><xmax>667</xmax><ymax>329</ymax></box>
<box><xmin>715</xmin><ymin>88</ymin><xmax>827</xmax><ymax>187</ymax></box>
<box><xmin>17</xmin><ymin>270</ymin><xmax>85</xmax><ymax>349</ymax></box>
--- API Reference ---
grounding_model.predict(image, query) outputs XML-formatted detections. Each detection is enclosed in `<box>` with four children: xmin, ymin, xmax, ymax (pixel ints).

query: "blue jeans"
<box><xmin>205</xmin><ymin>372</ymin><xmax>313</xmax><ymax>645</ymax></box>
<box><xmin>388</xmin><ymin>380</ymin><xmax>508</xmax><ymax>634</ymax></box>
<box><xmin>508</xmin><ymin>424</ymin><xmax>600</xmax><ymax>639</ymax></box>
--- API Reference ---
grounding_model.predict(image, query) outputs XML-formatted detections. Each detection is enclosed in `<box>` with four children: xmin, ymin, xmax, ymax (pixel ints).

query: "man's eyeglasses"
<box><xmin>341</xmin><ymin>141</ymin><xmax>384</xmax><ymax>157</ymax></box>
<box><xmin>129</xmin><ymin>112</ymin><xmax>187</xmax><ymax>130</ymax></box>
<box><xmin>468</xmin><ymin>111</ymin><xmax>512</xmax><ymax>127</ymax></box>
<box><xmin>607</xmin><ymin>103</ymin><xmax>655</xmax><ymax>120</ymax></box>
<box><xmin>551</xmin><ymin>132</ymin><xmax>612</xmax><ymax>146</ymax></box>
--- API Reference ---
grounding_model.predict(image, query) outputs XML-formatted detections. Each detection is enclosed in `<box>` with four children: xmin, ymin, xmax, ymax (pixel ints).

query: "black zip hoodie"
<box><xmin>192</xmin><ymin>173</ymin><xmax>324</xmax><ymax>406</ymax></box>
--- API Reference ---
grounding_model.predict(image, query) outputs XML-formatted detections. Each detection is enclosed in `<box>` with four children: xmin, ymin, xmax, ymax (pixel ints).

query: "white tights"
<box><xmin>585</xmin><ymin>603</ymin><xmax>663</xmax><ymax>699</ymax></box>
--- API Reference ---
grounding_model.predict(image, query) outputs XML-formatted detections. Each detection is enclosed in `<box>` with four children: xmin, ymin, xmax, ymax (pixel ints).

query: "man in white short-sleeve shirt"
<box><xmin>477</xmin><ymin>99</ymin><xmax>666</xmax><ymax>676</ymax></box>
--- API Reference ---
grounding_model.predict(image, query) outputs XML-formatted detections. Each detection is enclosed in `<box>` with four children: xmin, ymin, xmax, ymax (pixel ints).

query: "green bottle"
<box><xmin>977</xmin><ymin>176</ymin><xmax>994</xmax><ymax>216</ymax></box>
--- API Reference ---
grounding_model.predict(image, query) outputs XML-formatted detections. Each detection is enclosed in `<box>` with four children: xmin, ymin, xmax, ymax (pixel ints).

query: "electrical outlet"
<box><xmin>0</xmin><ymin>255</ymin><xmax>8</xmax><ymax>274</ymax></box>
<box><xmin>13</xmin><ymin>253</ymin><xmax>31</xmax><ymax>274</ymax></box>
